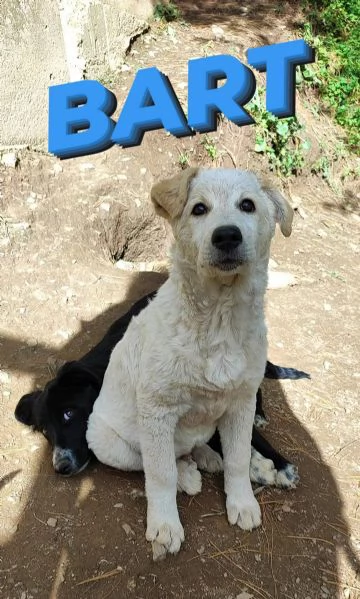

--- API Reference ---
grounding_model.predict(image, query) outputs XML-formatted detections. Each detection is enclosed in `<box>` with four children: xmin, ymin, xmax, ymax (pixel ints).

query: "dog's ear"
<box><xmin>15</xmin><ymin>391</ymin><xmax>42</xmax><ymax>425</ymax></box>
<box><xmin>261</xmin><ymin>183</ymin><xmax>293</xmax><ymax>237</ymax></box>
<box><xmin>57</xmin><ymin>361</ymin><xmax>100</xmax><ymax>390</ymax></box>
<box><xmin>151</xmin><ymin>167</ymin><xmax>199</xmax><ymax>220</ymax></box>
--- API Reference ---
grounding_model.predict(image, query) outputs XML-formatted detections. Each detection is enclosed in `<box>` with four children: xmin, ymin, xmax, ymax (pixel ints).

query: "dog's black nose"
<box><xmin>55</xmin><ymin>460</ymin><xmax>74</xmax><ymax>476</ymax></box>
<box><xmin>211</xmin><ymin>226</ymin><xmax>242</xmax><ymax>252</ymax></box>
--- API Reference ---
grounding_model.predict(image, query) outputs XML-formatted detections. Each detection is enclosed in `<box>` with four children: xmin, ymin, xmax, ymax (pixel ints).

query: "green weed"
<box><xmin>302</xmin><ymin>0</ymin><xmax>360</xmax><ymax>153</ymax></box>
<box><xmin>201</xmin><ymin>136</ymin><xmax>219</xmax><ymax>161</ymax></box>
<box><xmin>153</xmin><ymin>1</ymin><xmax>181</xmax><ymax>22</ymax></box>
<box><xmin>248</xmin><ymin>88</ymin><xmax>309</xmax><ymax>177</ymax></box>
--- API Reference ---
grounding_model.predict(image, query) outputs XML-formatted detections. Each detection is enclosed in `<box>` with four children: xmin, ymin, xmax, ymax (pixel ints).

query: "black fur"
<box><xmin>15</xmin><ymin>291</ymin><xmax>309</xmax><ymax>477</ymax></box>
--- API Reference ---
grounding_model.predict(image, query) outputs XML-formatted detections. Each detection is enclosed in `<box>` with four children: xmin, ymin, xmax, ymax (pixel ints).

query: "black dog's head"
<box><xmin>15</xmin><ymin>362</ymin><xmax>100</xmax><ymax>476</ymax></box>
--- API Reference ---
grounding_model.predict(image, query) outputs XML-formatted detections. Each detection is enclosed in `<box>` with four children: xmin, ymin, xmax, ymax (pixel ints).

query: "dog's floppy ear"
<box><xmin>151</xmin><ymin>167</ymin><xmax>199</xmax><ymax>220</ymax></box>
<box><xmin>15</xmin><ymin>391</ymin><xmax>42</xmax><ymax>425</ymax></box>
<box><xmin>262</xmin><ymin>182</ymin><xmax>293</xmax><ymax>237</ymax></box>
<box><xmin>57</xmin><ymin>361</ymin><xmax>100</xmax><ymax>390</ymax></box>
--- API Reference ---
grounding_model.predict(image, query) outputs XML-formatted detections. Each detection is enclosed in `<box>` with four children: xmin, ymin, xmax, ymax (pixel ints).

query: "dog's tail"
<box><xmin>265</xmin><ymin>361</ymin><xmax>310</xmax><ymax>380</ymax></box>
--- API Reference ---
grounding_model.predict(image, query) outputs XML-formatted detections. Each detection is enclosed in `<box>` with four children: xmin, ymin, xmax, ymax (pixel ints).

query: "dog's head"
<box><xmin>15</xmin><ymin>362</ymin><xmax>100</xmax><ymax>476</ymax></box>
<box><xmin>151</xmin><ymin>168</ymin><xmax>293</xmax><ymax>279</ymax></box>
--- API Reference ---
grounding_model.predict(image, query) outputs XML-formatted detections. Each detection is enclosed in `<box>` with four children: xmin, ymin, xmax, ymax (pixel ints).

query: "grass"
<box><xmin>201</xmin><ymin>136</ymin><xmax>219</xmax><ymax>161</ymax></box>
<box><xmin>247</xmin><ymin>87</ymin><xmax>309</xmax><ymax>177</ymax></box>
<box><xmin>301</xmin><ymin>0</ymin><xmax>360</xmax><ymax>153</ymax></box>
<box><xmin>153</xmin><ymin>1</ymin><xmax>181</xmax><ymax>22</ymax></box>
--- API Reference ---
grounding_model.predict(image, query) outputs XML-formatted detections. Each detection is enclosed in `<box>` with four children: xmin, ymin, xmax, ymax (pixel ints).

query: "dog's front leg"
<box><xmin>218</xmin><ymin>392</ymin><xmax>261</xmax><ymax>531</ymax></box>
<box><xmin>139</xmin><ymin>408</ymin><xmax>184</xmax><ymax>561</ymax></box>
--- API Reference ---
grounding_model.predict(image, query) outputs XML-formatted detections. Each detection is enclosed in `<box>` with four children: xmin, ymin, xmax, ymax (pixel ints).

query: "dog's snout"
<box><xmin>55</xmin><ymin>459</ymin><xmax>74</xmax><ymax>475</ymax></box>
<box><xmin>211</xmin><ymin>226</ymin><xmax>242</xmax><ymax>252</ymax></box>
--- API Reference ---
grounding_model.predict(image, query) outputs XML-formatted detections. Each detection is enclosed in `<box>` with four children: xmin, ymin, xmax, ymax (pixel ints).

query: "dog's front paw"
<box><xmin>254</xmin><ymin>413</ymin><xmax>269</xmax><ymax>429</ymax></box>
<box><xmin>226</xmin><ymin>494</ymin><xmax>261</xmax><ymax>530</ymax></box>
<box><xmin>177</xmin><ymin>457</ymin><xmax>202</xmax><ymax>495</ymax></box>
<box><xmin>192</xmin><ymin>444</ymin><xmax>223</xmax><ymax>473</ymax></box>
<box><xmin>276</xmin><ymin>463</ymin><xmax>300</xmax><ymax>489</ymax></box>
<box><xmin>146</xmin><ymin>516</ymin><xmax>185</xmax><ymax>561</ymax></box>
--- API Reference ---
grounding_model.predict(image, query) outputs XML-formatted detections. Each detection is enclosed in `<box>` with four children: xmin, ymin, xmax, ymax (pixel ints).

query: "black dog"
<box><xmin>15</xmin><ymin>291</ymin><xmax>309</xmax><ymax>484</ymax></box>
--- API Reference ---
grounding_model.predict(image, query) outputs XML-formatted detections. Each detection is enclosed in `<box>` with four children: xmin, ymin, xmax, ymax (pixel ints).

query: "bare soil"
<box><xmin>0</xmin><ymin>3</ymin><xmax>359</xmax><ymax>598</ymax></box>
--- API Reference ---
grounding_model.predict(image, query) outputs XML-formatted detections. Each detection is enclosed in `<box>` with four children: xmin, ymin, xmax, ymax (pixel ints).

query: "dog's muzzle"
<box><xmin>53</xmin><ymin>447</ymin><xmax>87</xmax><ymax>476</ymax></box>
<box><xmin>210</xmin><ymin>226</ymin><xmax>243</xmax><ymax>271</ymax></box>
<box><xmin>211</xmin><ymin>226</ymin><xmax>242</xmax><ymax>252</ymax></box>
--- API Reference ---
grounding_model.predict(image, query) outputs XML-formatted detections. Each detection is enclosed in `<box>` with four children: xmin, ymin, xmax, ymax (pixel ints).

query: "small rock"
<box><xmin>0</xmin><ymin>370</ymin><xmax>10</xmax><ymax>384</ymax></box>
<box><xmin>255</xmin><ymin>553</ymin><xmax>261</xmax><ymax>562</ymax></box>
<box><xmin>122</xmin><ymin>523</ymin><xmax>135</xmax><ymax>537</ymax></box>
<box><xmin>140</xmin><ymin>167</ymin><xmax>147</xmax><ymax>175</ymax></box>
<box><xmin>1</xmin><ymin>152</ymin><xmax>17</xmax><ymax>168</ymax></box>
<box><xmin>323</xmin><ymin>360</ymin><xmax>331</xmax><ymax>371</ymax></box>
<box><xmin>79</xmin><ymin>162</ymin><xmax>95</xmax><ymax>171</ymax></box>
<box><xmin>212</xmin><ymin>24</ymin><xmax>225</xmax><ymax>39</ymax></box>
<box><xmin>121</xmin><ymin>63</ymin><xmax>131</xmax><ymax>72</ymax></box>
<box><xmin>100</xmin><ymin>202</ymin><xmax>110</xmax><ymax>212</ymax></box>
<box><xmin>282</xmin><ymin>502</ymin><xmax>291</xmax><ymax>513</ymax></box>
<box><xmin>47</xmin><ymin>517</ymin><xmax>57</xmax><ymax>527</ymax></box>
<box><xmin>324</xmin><ymin>302</ymin><xmax>331</xmax><ymax>311</ymax></box>
<box><xmin>52</xmin><ymin>163</ymin><xmax>63</xmax><ymax>174</ymax></box>
<box><xmin>127</xmin><ymin>577</ymin><xmax>136</xmax><ymax>590</ymax></box>
<box><xmin>197</xmin><ymin>545</ymin><xmax>205</xmax><ymax>555</ymax></box>
<box><xmin>114</xmin><ymin>503</ymin><xmax>123</xmax><ymax>508</ymax></box>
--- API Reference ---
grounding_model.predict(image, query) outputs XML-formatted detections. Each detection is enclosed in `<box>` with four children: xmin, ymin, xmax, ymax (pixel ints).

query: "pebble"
<box><xmin>0</xmin><ymin>370</ymin><xmax>10</xmax><ymax>384</ymax></box>
<box><xmin>113</xmin><ymin>503</ymin><xmax>123</xmax><ymax>508</ymax></box>
<box><xmin>122</xmin><ymin>523</ymin><xmax>135</xmax><ymax>537</ymax></box>
<box><xmin>1</xmin><ymin>152</ymin><xmax>17</xmax><ymax>168</ymax></box>
<box><xmin>79</xmin><ymin>162</ymin><xmax>95</xmax><ymax>171</ymax></box>
<box><xmin>47</xmin><ymin>517</ymin><xmax>57</xmax><ymax>527</ymax></box>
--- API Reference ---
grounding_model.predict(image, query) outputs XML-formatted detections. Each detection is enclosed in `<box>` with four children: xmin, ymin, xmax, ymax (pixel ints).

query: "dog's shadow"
<box><xmin>1</xmin><ymin>272</ymin><xmax>358</xmax><ymax>598</ymax></box>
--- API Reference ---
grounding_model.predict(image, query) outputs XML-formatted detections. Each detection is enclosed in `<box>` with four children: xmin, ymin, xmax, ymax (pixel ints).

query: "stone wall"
<box><xmin>0</xmin><ymin>0</ymin><xmax>153</xmax><ymax>149</ymax></box>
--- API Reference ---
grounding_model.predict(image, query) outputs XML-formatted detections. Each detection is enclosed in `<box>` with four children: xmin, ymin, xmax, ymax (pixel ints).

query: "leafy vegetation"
<box><xmin>248</xmin><ymin>88</ymin><xmax>309</xmax><ymax>177</ymax></box>
<box><xmin>153</xmin><ymin>1</ymin><xmax>181</xmax><ymax>22</ymax></box>
<box><xmin>302</xmin><ymin>0</ymin><xmax>360</xmax><ymax>152</ymax></box>
<box><xmin>201</xmin><ymin>136</ymin><xmax>219</xmax><ymax>161</ymax></box>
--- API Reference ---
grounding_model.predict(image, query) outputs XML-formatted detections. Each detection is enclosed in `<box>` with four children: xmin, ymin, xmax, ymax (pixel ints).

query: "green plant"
<box><xmin>248</xmin><ymin>88</ymin><xmax>309</xmax><ymax>177</ymax></box>
<box><xmin>311</xmin><ymin>155</ymin><xmax>331</xmax><ymax>180</ymax></box>
<box><xmin>153</xmin><ymin>1</ymin><xmax>181</xmax><ymax>22</ymax></box>
<box><xmin>178</xmin><ymin>151</ymin><xmax>190</xmax><ymax>169</ymax></box>
<box><xmin>201</xmin><ymin>136</ymin><xmax>218</xmax><ymax>161</ymax></box>
<box><xmin>301</xmin><ymin>0</ymin><xmax>360</xmax><ymax>152</ymax></box>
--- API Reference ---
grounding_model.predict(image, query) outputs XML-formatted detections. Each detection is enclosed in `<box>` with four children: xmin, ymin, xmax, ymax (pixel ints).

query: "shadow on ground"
<box><xmin>1</xmin><ymin>274</ymin><xmax>358</xmax><ymax>599</ymax></box>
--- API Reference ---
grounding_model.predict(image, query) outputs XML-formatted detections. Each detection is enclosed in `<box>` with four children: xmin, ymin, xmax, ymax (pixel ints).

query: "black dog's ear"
<box><xmin>57</xmin><ymin>361</ymin><xmax>100</xmax><ymax>390</ymax></box>
<box><xmin>15</xmin><ymin>391</ymin><xmax>42</xmax><ymax>425</ymax></box>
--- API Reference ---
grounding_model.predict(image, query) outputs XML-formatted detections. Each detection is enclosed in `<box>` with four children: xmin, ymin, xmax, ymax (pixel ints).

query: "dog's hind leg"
<box><xmin>252</xmin><ymin>428</ymin><xmax>299</xmax><ymax>488</ymax></box>
<box><xmin>177</xmin><ymin>457</ymin><xmax>202</xmax><ymax>495</ymax></box>
<box><xmin>86</xmin><ymin>415</ymin><xmax>143</xmax><ymax>471</ymax></box>
<box><xmin>192</xmin><ymin>444</ymin><xmax>223</xmax><ymax>473</ymax></box>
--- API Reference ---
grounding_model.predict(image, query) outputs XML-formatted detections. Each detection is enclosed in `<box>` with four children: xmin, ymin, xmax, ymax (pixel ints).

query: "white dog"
<box><xmin>87</xmin><ymin>168</ymin><xmax>293</xmax><ymax>560</ymax></box>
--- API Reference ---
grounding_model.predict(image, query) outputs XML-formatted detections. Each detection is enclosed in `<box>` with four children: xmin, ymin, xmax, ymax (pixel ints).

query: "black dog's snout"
<box><xmin>211</xmin><ymin>226</ymin><xmax>242</xmax><ymax>252</ymax></box>
<box><xmin>55</xmin><ymin>460</ymin><xmax>74</xmax><ymax>475</ymax></box>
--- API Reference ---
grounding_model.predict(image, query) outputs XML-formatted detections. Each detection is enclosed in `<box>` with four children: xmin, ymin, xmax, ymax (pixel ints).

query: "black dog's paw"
<box><xmin>254</xmin><ymin>413</ymin><xmax>269</xmax><ymax>429</ymax></box>
<box><xmin>276</xmin><ymin>463</ymin><xmax>300</xmax><ymax>488</ymax></box>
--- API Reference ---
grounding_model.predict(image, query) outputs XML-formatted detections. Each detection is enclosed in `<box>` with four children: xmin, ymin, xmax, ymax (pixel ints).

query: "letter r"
<box><xmin>188</xmin><ymin>55</ymin><xmax>256</xmax><ymax>131</ymax></box>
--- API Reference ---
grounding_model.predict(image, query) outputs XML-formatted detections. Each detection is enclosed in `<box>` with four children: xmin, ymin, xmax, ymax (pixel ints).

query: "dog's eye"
<box><xmin>239</xmin><ymin>199</ymin><xmax>256</xmax><ymax>213</ymax></box>
<box><xmin>63</xmin><ymin>409</ymin><xmax>75</xmax><ymax>423</ymax></box>
<box><xmin>191</xmin><ymin>203</ymin><xmax>208</xmax><ymax>216</ymax></box>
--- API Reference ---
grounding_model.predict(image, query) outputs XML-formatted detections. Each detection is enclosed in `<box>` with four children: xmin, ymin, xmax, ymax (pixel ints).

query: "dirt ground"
<box><xmin>0</xmin><ymin>2</ymin><xmax>359</xmax><ymax>598</ymax></box>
